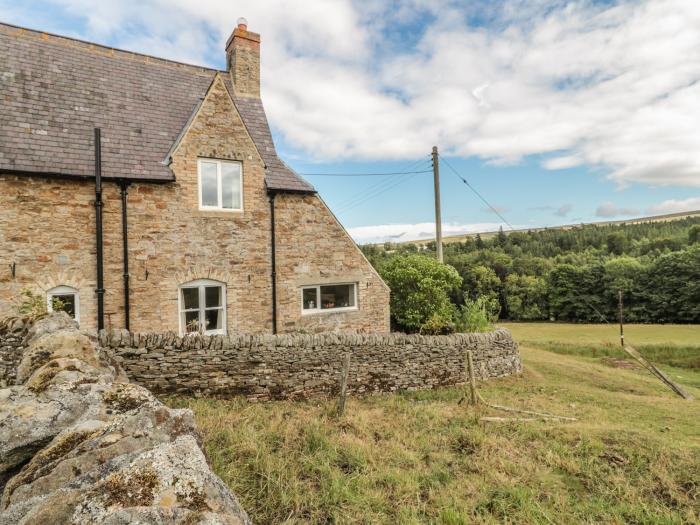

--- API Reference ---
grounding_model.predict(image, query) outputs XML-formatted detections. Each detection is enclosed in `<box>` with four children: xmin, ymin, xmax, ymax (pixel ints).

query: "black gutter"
<box><xmin>265</xmin><ymin>186</ymin><xmax>317</xmax><ymax>195</ymax></box>
<box><xmin>119</xmin><ymin>180</ymin><xmax>131</xmax><ymax>331</ymax></box>
<box><xmin>94</xmin><ymin>128</ymin><xmax>105</xmax><ymax>331</ymax></box>
<box><xmin>0</xmin><ymin>168</ymin><xmax>174</xmax><ymax>184</ymax></box>
<box><xmin>269</xmin><ymin>191</ymin><xmax>278</xmax><ymax>334</ymax></box>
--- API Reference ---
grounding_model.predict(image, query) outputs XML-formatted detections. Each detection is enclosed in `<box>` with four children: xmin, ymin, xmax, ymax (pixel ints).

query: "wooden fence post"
<box><xmin>466</xmin><ymin>350</ymin><xmax>477</xmax><ymax>406</ymax></box>
<box><xmin>337</xmin><ymin>352</ymin><xmax>351</xmax><ymax>416</ymax></box>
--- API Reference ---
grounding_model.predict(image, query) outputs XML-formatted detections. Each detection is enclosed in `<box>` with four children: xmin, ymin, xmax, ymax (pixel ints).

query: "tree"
<box><xmin>644</xmin><ymin>246</ymin><xmax>700</xmax><ymax>322</ymax></box>
<box><xmin>362</xmin><ymin>217</ymin><xmax>700</xmax><ymax>324</ymax></box>
<box><xmin>603</xmin><ymin>256</ymin><xmax>646</xmax><ymax>321</ymax></box>
<box><xmin>547</xmin><ymin>263</ymin><xmax>608</xmax><ymax>322</ymax></box>
<box><xmin>496</xmin><ymin>226</ymin><xmax>507</xmax><ymax>247</ymax></box>
<box><xmin>504</xmin><ymin>274</ymin><xmax>548</xmax><ymax>320</ymax></box>
<box><xmin>606</xmin><ymin>232</ymin><xmax>628</xmax><ymax>255</ymax></box>
<box><xmin>460</xmin><ymin>264</ymin><xmax>501</xmax><ymax>303</ymax></box>
<box><xmin>379</xmin><ymin>255</ymin><xmax>462</xmax><ymax>333</ymax></box>
<box><xmin>689</xmin><ymin>224</ymin><xmax>700</xmax><ymax>244</ymax></box>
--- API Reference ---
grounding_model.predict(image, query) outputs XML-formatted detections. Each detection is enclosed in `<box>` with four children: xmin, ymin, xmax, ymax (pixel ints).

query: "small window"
<box><xmin>47</xmin><ymin>285</ymin><xmax>80</xmax><ymax>324</ymax></box>
<box><xmin>179</xmin><ymin>279</ymin><xmax>226</xmax><ymax>335</ymax></box>
<box><xmin>198</xmin><ymin>159</ymin><xmax>242</xmax><ymax>211</ymax></box>
<box><xmin>301</xmin><ymin>283</ymin><xmax>357</xmax><ymax>314</ymax></box>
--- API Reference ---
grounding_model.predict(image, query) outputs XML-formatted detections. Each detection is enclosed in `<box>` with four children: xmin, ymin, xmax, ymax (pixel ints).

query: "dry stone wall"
<box><xmin>0</xmin><ymin>318</ymin><xmax>27</xmax><ymax>387</ymax></box>
<box><xmin>102</xmin><ymin>329</ymin><xmax>521</xmax><ymax>399</ymax></box>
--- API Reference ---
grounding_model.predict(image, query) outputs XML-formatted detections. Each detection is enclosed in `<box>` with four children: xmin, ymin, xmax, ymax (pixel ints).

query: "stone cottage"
<box><xmin>0</xmin><ymin>19</ymin><xmax>390</xmax><ymax>335</ymax></box>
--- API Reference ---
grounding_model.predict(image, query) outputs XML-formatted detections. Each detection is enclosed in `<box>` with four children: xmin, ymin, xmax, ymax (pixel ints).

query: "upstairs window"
<box><xmin>47</xmin><ymin>285</ymin><xmax>80</xmax><ymax>324</ymax></box>
<box><xmin>179</xmin><ymin>279</ymin><xmax>226</xmax><ymax>336</ymax></box>
<box><xmin>198</xmin><ymin>159</ymin><xmax>243</xmax><ymax>211</ymax></box>
<box><xmin>302</xmin><ymin>283</ymin><xmax>357</xmax><ymax>314</ymax></box>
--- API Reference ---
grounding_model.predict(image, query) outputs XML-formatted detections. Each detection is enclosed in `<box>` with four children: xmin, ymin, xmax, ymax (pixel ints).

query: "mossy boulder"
<box><xmin>0</xmin><ymin>313</ymin><xmax>250</xmax><ymax>524</ymax></box>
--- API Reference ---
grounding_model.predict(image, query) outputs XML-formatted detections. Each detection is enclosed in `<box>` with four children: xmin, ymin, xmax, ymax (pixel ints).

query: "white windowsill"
<box><xmin>301</xmin><ymin>307</ymin><xmax>359</xmax><ymax>316</ymax></box>
<box><xmin>198</xmin><ymin>206</ymin><xmax>243</xmax><ymax>213</ymax></box>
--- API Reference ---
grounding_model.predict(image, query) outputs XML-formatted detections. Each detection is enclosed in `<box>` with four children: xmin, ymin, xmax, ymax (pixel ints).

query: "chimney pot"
<box><xmin>237</xmin><ymin>17</ymin><xmax>248</xmax><ymax>30</ymax></box>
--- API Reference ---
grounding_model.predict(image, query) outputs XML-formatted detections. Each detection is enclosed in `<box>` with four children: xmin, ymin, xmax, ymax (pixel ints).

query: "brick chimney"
<box><xmin>226</xmin><ymin>17</ymin><xmax>260</xmax><ymax>98</ymax></box>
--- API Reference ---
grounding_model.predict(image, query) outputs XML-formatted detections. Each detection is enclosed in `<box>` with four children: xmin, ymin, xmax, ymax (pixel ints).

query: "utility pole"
<box><xmin>432</xmin><ymin>146</ymin><xmax>443</xmax><ymax>263</ymax></box>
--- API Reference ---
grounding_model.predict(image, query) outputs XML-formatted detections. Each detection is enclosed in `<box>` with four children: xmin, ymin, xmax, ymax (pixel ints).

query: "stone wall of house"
<box><xmin>0</xmin><ymin>74</ymin><xmax>390</xmax><ymax>335</ymax></box>
<box><xmin>274</xmin><ymin>192</ymin><xmax>391</xmax><ymax>333</ymax></box>
<box><xmin>101</xmin><ymin>329</ymin><xmax>521</xmax><ymax>399</ymax></box>
<box><xmin>0</xmin><ymin>318</ymin><xmax>29</xmax><ymax>387</ymax></box>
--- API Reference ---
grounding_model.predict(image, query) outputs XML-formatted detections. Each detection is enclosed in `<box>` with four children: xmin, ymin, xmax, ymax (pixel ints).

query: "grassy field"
<box><xmin>169</xmin><ymin>325</ymin><xmax>700</xmax><ymax>524</ymax></box>
<box><xmin>502</xmin><ymin>322</ymin><xmax>700</xmax><ymax>373</ymax></box>
<box><xmin>500</xmin><ymin>322</ymin><xmax>700</xmax><ymax>346</ymax></box>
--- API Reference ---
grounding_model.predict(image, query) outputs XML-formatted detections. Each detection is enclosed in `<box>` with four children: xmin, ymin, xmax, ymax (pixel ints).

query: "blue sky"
<box><xmin>2</xmin><ymin>0</ymin><xmax>699</xmax><ymax>243</ymax></box>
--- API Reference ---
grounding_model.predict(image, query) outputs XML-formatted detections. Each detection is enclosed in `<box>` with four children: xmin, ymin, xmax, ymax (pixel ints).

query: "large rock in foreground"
<box><xmin>0</xmin><ymin>314</ymin><xmax>250</xmax><ymax>524</ymax></box>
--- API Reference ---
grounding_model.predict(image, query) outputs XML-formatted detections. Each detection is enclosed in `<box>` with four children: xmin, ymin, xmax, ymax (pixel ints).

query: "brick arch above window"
<box><xmin>174</xmin><ymin>268</ymin><xmax>232</xmax><ymax>288</ymax></box>
<box><xmin>34</xmin><ymin>271</ymin><xmax>88</xmax><ymax>294</ymax></box>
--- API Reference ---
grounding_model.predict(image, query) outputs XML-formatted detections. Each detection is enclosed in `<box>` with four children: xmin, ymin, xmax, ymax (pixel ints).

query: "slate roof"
<box><xmin>0</xmin><ymin>22</ymin><xmax>314</xmax><ymax>192</ymax></box>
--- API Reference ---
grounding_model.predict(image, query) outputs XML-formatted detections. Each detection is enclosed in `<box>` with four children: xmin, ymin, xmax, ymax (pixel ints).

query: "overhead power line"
<box><xmin>336</xmin><ymin>171</ymin><xmax>424</xmax><ymax>214</ymax></box>
<box><xmin>440</xmin><ymin>156</ymin><xmax>516</xmax><ymax>231</ymax></box>
<box><xmin>301</xmin><ymin>168</ymin><xmax>432</xmax><ymax>177</ymax></box>
<box><xmin>333</xmin><ymin>158</ymin><xmax>431</xmax><ymax>214</ymax></box>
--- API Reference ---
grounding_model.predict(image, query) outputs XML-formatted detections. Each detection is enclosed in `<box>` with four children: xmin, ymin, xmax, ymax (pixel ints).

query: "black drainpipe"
<box><xmin>94</xmin><ymin>128</ymin><xmax>105</xmax><ymax>331</ymax></box>
<box><xmin>269</xmin><ymin>191</ymin><xmax>278</xmax><ymax>334</ymax></box>
<box><xmin>119</xmin><ymin>180</ymin><xmax>131</xmax><ymax>331</ymax></box>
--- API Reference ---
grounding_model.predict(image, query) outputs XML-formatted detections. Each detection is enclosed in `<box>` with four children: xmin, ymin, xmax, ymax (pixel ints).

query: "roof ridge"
<box><xmin>0</xmin><ymin>21</ymin><xmax>224</xmax><ymax>76</ymax></box>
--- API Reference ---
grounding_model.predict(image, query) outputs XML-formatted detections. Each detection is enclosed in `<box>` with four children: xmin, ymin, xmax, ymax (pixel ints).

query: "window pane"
<box><xmin>320</xmin><ymin>284</ymin><xmax>355</xmax><ymax>309</ymax></box>
<box><xmin>302</xmin><ymin>288</ymin><xmax>318</xmax><ymax>310</ymax></box>
<box><xmin>205</xmin><ymin>286</ymin><xmax>222</xmax><ymax>308</ymax></box>
<box><xmin>200</xmin><ymin>161</ymin><xmax>218</xmax><ymax>207</ymax></box>
<box><xmin>52</xmin><ymin>294</ymin><xmax>75</xmax><ymax>318</ymax></box>
<box><xmin>181</xmin><ymin>287</ymin><xmax>199</xmax><ymax>310</ymax></box>
<box><xmin>184</xmin><ymin>311</ymin><xmax>200</xmax><ymax>333</ymax></box>
<box><xmin>204</xmin><ymin>308</ymin><xmax>223</xmax><ymax>332</ymax></box>
<box><xmin>221</xmin><ymin>162</ymin><xmax>241</xmax><ymax>209</ymax></box>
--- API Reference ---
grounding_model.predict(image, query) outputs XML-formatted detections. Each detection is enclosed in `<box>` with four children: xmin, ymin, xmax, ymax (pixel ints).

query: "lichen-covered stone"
<box><xmin>0</xmin><ymin>314</ymin><xmax>250</xmax><ymax>524</ymax></box>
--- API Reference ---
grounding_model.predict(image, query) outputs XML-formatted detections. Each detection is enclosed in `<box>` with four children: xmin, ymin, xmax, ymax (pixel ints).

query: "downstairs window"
<box><xmin>301</xmin><ymin>283</ymin><xmax>357</xmax><ymax>314</ymax></box>
<box><xmin>179</xmin><ymin>279</ymin><xmax>226</xmax><ymax>335</ymax></box>
<box><xmin>47</xmin><ymin>285</ymin><xmax>80</xmax><ymax>324</ymax></box>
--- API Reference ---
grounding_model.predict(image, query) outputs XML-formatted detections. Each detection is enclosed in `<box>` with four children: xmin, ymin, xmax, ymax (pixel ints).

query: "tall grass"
<box><xmin>168</xmin><ymin>344</ymin><xmax>700</xmax><ymax>524</ymax></box>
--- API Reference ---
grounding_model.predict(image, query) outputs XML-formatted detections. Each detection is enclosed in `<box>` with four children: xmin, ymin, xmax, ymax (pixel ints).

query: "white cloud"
<box><xmin>595</xmin><ymin>202</ymin><xmax>640</xmax><ymax>218</ymax></box>
<box><xmin>29</xmin><ymin>0</ymin><xmax>700</xmax><ymax>187</ymax></box>
<box><xmin>555</xmin><ymin>204</ymin><xmax>572</xmax><ymax>217</ymax></box>
<box><xmin>647</xmin><ymin>197</ymin><xmax>700</xmax><ymax>215</ymax></box>
<box><xmin>347</xmin><ymin>221</ymin><xmax>506</xmax><ymax>243</ymax></box>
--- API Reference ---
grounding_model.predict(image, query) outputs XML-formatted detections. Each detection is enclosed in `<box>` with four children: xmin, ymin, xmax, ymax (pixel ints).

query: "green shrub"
<box><xmin>15</xmin><ymin>289</ymin><xmax>48</xmax><ymax>317</ymax></box>
<box><xmin>378</xmin><ymin>255</ymin><xmax>462</xmax><ymax>334</ymax></box>
<box><xmin>453</xmin><ymin>296</ymin><xmax>498</xmax><ymax>333</ymax></box>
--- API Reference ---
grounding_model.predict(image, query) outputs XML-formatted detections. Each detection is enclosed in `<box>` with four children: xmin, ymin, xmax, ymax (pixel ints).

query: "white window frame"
<box><xmin>47</xmin><ymin>285</ymin><xmax>80</xmax><ymax>324</ymax></box>
<box><xmin>301</xmin><ymin>283</ymin><xmax>358</xmax><ymax>315</ymax></box>
<box><xmin>197</xmin><ymin>158</ymin><xmax>243</xmax><ymax>212</ymax></box>
<box><xmin>178</xmin><ymin>279</ymin><xmax>227</xmax><ymax>336</ymax></box>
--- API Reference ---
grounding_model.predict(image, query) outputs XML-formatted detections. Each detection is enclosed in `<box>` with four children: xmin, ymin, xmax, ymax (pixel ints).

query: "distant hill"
<box><xmin>388</xmin><ymin>209</ymin><xmax>700</xmax><ymax>247</ymax></box>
